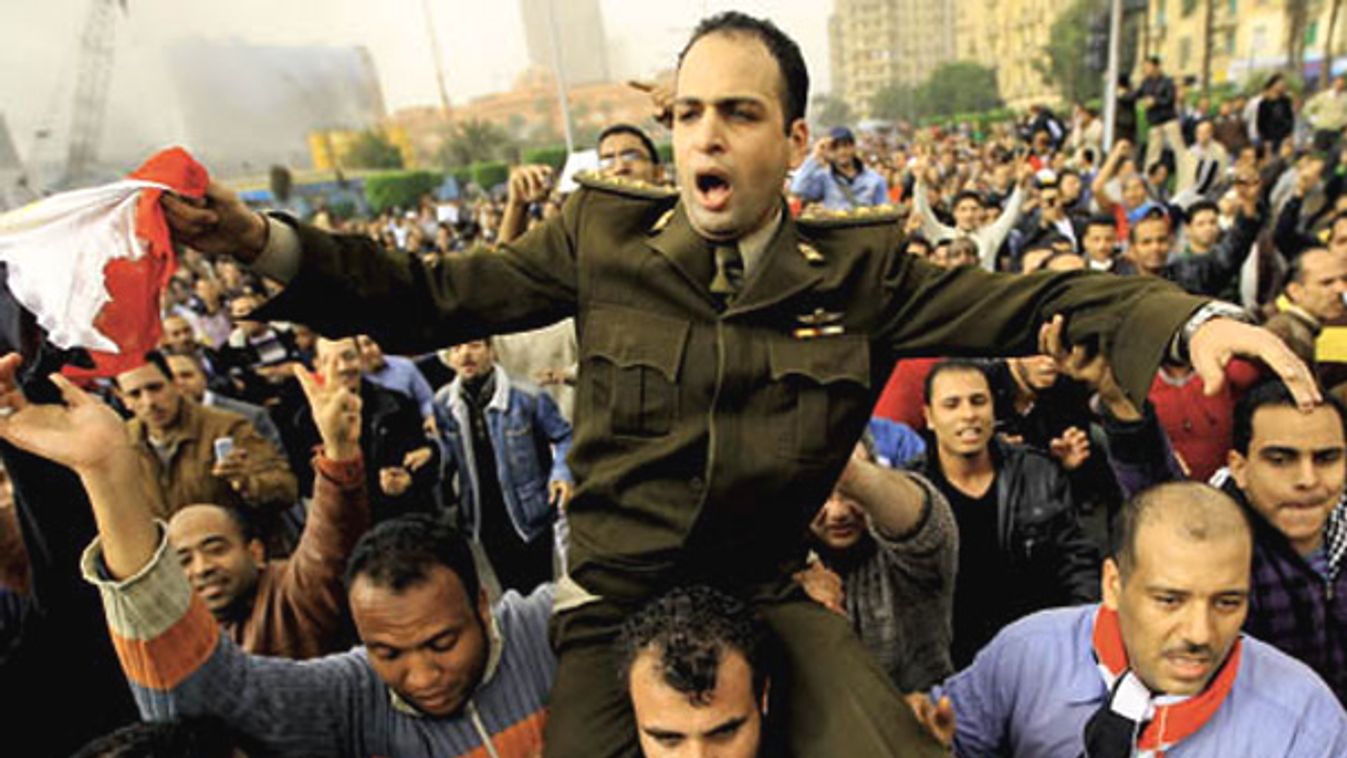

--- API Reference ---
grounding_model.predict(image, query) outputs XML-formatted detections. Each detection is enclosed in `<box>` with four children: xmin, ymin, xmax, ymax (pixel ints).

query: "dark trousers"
<box><xmin>541</xmin><ymin>581</ymin><xmax>947</xmax><ymax>758</ymax></box>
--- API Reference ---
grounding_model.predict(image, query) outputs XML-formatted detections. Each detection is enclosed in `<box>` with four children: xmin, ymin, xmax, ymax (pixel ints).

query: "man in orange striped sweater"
<box><xmin>0</xmin><ymin>352</ymin><xmax>554</xmax><ymax>758</ymax></box>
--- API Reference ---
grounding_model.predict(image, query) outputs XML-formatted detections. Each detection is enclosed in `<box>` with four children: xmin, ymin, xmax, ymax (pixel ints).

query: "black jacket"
<box><xmin>281</xmin><ymin>379</ymin><xmax>440</xmax><ymax>522</ymax></box>
<box><xmin>1258</xmin><ymin>96</ymin><xmax>1296</xmax><ymax>144</ymax></box>
<box><xmin>1139</xmin><ymin>74</ymin><xmax>1178</xmax><ymax>125</ymax></box>
<box><xmin>1163</xmin><ymin>209</ymin><xmax>1263</xmax><ymax>297</ymax></box>
<box><xmin>908</xmin><ymin>438</ymin><xmax>1101</xmax><ymax>609</ymax></box>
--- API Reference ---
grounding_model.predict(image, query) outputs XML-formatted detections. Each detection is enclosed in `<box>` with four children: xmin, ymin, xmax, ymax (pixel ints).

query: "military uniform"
<box><xmin>255</xmin><ymin>172</ymin><xmax>1209</xmax><ymax>757</ymax></box>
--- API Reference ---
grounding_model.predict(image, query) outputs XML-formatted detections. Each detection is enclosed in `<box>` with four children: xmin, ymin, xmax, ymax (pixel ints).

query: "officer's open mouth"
<box><xmin>694</xmin><ymin>170</ymin><xmax>732</xmax><ymax>210</ymax></box>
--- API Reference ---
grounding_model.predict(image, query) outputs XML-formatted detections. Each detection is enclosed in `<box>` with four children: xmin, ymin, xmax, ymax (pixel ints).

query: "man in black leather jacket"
<box><xmin>906</xmin><ymin>359</ymin><xmax>1100</xmax><ymax>667</ymax></box>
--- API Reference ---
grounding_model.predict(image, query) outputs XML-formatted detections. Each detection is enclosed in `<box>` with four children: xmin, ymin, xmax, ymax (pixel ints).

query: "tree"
<box><xmin>1326</xmin><ymin>0</ymin><xmax>1344</xmax><ymax>90</ymax></box>
<box><xmin>342</xmin><ymin>128</ymin><xmax>403</xmax><ymax>170</ymax></box>
<box><xmin>812</xmin><ymin>94</ymin><xmax>854</xmax><ymax>128</ymax></box>
<box><xmin>1286</xmin><ymin>0</ymin><xmax>1313</xmax><ymax>77</ymax></box>
<box><xmin>920</xmin><ymin>62</ymin><xmax>1002</xmax><ymax>118</ymax></box>
<box><xmin>1037</xmin><ymin>0</ymin><xmax>1107</xmax><ymax>104</ymax></box>
<box><xmin>436</xmin><ymin>118</ymin><xmax>516</xmax><ymax>168</ymax></box>
<box><xmin>870</xmin><ymin>84</ymin><xmax>921</xmax><ymax>122</ymax></box>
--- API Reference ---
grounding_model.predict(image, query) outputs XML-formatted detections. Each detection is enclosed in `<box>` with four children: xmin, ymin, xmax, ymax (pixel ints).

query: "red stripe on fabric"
<box><xmin>111</xmin><ymin>593</ymin><xmax>221</xmax><ymax>691</ymax></box>
<box><xmin>1139</xmin><ymin>640</ymin><xmax>1243</xmax><ymax>752</ymax></box>
<box><xmin>462</xmin><ymin>709</ymin><xmax>548</xmax><ymax>758</ymax></box>
<box><xmin>1092</xmin><ymin>605</ymin><xmax>1129</xmax><ymax>676</ymax></box>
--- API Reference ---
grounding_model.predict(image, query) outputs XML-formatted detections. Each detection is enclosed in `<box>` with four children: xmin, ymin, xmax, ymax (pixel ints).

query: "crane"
<box><xmin>63</xmin><ymin>0</ymin><xmax>127</xmax><ymax>186</ymax></box>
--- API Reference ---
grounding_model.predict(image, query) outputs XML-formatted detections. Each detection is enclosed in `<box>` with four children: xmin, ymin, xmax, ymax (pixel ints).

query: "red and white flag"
<box><xmin>0</xmin><ymin>147</ymin><xmax>209</xmax><ymax>377</ymax></box>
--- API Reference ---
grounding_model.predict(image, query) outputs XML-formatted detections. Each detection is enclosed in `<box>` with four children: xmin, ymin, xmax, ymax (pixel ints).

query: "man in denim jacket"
<box><xmin>435</xmin><ymin>338</ymin><xmax>574</xmax><ymax>594</ymax></box>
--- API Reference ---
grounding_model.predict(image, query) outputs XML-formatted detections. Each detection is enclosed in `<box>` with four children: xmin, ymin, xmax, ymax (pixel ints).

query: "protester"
<box><xmin>790</xmin><ymin>125</ymin><xmax>890</xmax><ymax>210</ymax></box>
<box><xmin>920</xmin><ymin>481</ymin><xmax>1347</xmax><ymax>756</ymax></box>
<box><xmin>434</xmin><ymin>337</ymin><xmax>573</xmax><ymax>594</ymax></box>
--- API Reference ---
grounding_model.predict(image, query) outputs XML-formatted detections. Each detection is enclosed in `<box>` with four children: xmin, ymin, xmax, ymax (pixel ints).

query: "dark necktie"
<box><xmin>710</xmin><ymin>243</ymin><xmax>744</xmax><ymax>306</ymax></box>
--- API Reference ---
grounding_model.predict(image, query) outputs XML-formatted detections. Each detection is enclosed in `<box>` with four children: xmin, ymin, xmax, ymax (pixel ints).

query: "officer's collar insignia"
<box><xmin>797</xmin><ymin>203</ymin><xmax>899</xmax><ymax>227</ymax></box>
<box><xmin>798</xmin><ymin>242</ymin><xmax>825</xmax><ymax>265</ymax></box>
<box><xmin>650</xmin><ymin>208</ymin><xmax>676</xmax><ymax>234</ymax></box>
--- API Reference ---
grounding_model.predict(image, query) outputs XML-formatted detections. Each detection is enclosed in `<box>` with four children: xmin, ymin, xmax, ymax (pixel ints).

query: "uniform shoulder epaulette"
<box><xmin>575</xmin><ymin>170</ymin><xmax>678</xmax><ymax>200</ymax></box>
<box><xmin>797</xmin><ymin>204</ymin><xmax>901</xmax><ymax>228</ymax></box>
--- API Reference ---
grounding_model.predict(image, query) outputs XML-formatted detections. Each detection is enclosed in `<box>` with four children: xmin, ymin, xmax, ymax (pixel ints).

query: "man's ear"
<box><xmin>477</xmin><ymin>586</ymin><xmax>492</xmax><ymax>624</ymax></box>
<box><xmin>787</xmin><ymin>119</ymin><xmax>809</xmax><ymax>170</ymax></box>
<box><xmin>759</xmin><ymin>676</ymin><xmax>771</xmax><ymax>716</ymax></box>
<box><xmin>1228</xmin><ymin>449</ymin><xmax>1249</xmax><ymax>490</ymax></box>
<box><xmin>1101</xmin><ymin>557</ymin><xmax>1122</xmax><ymax>611</ymax></box>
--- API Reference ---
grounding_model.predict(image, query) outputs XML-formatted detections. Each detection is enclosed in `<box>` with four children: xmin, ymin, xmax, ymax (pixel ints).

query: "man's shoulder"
<box><xmin>797</xmin><ymin>203</ymin><xmax>902</xmax><ymax>231</ymax></box>
<box><xmin>573</xmin><ymin>171</ymin><xmax>679</xmax><ymax>202</ymax></box>
<box><xmin>1237</xmin><ymin>634</ymin><xmax>1346</xmax><ymax>712</ymax></box>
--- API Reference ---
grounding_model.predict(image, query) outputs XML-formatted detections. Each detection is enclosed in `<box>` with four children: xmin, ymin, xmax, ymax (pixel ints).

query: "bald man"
<box><xmin>919</xmin><ymin>482</ymin><xmax>1347</xmax><ymax>756</ymax></box>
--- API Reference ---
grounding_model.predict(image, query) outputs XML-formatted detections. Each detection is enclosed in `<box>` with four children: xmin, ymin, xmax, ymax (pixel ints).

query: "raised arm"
<box><xmin>162</xmin><ymin>181</ymin><xmax>579</xmax><ymax>356</ymax></box>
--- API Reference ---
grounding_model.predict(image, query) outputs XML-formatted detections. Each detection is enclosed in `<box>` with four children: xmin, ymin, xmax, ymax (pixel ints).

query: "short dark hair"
<box><xmin>1233</xmin><ymin>380</ymin><xmax>1345</xmax><ymax>455</ymax></box>
<box><xmin>1146</xmin><ymin>55</ymin><xmax>1161</xmax><ymax>66</ymax></box>
<box><xmin>1129</xmin><ymin>207</ymin><xmax>1172</xmax><ymax>241</ymax></box>
<box><xmin>679</xmin><ymin>11</ymin><xmax>809</xmax><ymax>132</ymax></box>
<box><xmin>617</xmin><ymin>585</ymin><xmax>772</xmax><ymax>706</ymax></box>
<box><xmin>924</xmin><ymin>358</ymin><xmax>990</xmax><ymax>406</ymax></box>
<box><xmin>1084</xmin><ymin>213</ymin><xmax>1118</xmax><ymax>234</ymax></box>
<box><xmin>139</xmin><ymin>350</ymin><xmax>173</xmax><ymax>383</ymax></box>
<box><xmin>1186</xmin><ymin>200</ymin><xmax>1220</xmax><ymax>221</ymax></box>
<box><xmin>1285</xmin><ymin>246</ymin><xmax>1331</xmax><ymax>285</ymax></box>
<box><xmin>70</xmin><ymin>718</ymin><xmax>244</xmax><ymax>758</ymax></box>
<box><xmin>952</xmin><ymin>190</ymin><xmax>984</xmax><ymax>209</ymax></box>
<box><xmin>597</xmin><ymin>123</ymin><xmax>660</xmax><ymax>165</ymax></box>
<box><xmin>1113</xmin><ymin>482</ymin><xmax>1250</xmax><ymax>578</ymax></box>
<box><xmin>904</xmin><ymin>233</ymin><xmax>931</xmax><ymax>252</ymax></box>
<box><xmin>344</xmin><ymin>514</ymin><xmax>480</xmax><ymax>602</ymax></box>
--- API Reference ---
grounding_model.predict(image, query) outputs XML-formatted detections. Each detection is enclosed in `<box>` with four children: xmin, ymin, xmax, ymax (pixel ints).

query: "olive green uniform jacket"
<box><xmin>256</xmin><ymin>176</ymin><xmax>1208</xmax><ymax>602</ymax></box>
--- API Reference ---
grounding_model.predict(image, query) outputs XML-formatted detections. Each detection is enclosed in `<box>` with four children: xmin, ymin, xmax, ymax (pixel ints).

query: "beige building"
<box><xmin>1143</xmin><ymin>0</ymin><xmax>1347</xmax><ymax>90</ymax></box>
<box><xmin>830</xmin><ymin>0</ymin><xmax>956</xmax><ymax>119</ymax></box>
<box><xmin>954</xmin><ymin>0</ymin><xmax>1073</xmax><ymax>108</ymax></box>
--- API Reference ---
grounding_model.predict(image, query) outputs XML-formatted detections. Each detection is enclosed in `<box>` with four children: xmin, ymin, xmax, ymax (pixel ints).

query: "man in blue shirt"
<box><xmin>789</xmin><ymin>126</ymin><xmax>888</xmax><ymax>211</ymax></box>
<box><xmin>914</xmin><ymin>481</ymin><xmax>1347</xmax><ymax>757</ymax></box>
<box><xmin>357</xmin><ymin>334</ymin><xmax>437</xmax><ymax>426</ymax></box>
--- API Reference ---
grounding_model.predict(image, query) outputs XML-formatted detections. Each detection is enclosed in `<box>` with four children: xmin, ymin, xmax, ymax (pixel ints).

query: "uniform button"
<box><xmin>689</xmin><ymin>476</ymin><xmax>704</xmax><ymax>491</ymax></box>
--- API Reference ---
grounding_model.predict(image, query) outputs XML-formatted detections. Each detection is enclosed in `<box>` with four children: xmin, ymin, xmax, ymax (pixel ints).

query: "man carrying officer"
<box><xmin>162</xmin><ymin>11</ymin><xmax>1316</xmax><ymax>757</ymax></box>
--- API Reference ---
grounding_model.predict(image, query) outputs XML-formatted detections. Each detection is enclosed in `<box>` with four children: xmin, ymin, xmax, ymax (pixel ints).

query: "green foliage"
<box><xmin>523</xmin><ymin>145</ymin><xmax>569</xmax><ymax>170</ymax></box>
<box><xmin>364</xmin><ymin>170</ymin><xmax>443</xmax><ymax>214</ymax></box>
<box><xmin>869</xmin><ymin>63</ymin><xmax>1002</xmax><ymax>122</ymax></box>
<box><xmin>437</xmin><ymin>118</ymin><xmax>516</xmax><ymax>168</ymax></box>
<box><xmin>812</xmin><ymin>94</ymin><xmax>855</xmax><ymax>129</ymax></box>
<box><xmin>1036</xmin><ymin>0</ymin><xmax>1107</xmax><ymax>105</ymax></box>
<box><xmin>871</xmin><ymin>83</ymin><xmax>922</xmax><ymax>122</ymax></box>
<box><xmin>343</xmin><ymin>128</ymin><xmax>404</xmax><ymax>170</ymax></box>
<box><xmin>471</xmin><ymin>160</ymin><xmax>510</xmax><ymax>190</ymax></box>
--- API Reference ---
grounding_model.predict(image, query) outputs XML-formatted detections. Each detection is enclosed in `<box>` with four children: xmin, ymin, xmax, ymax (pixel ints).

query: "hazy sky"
<box><xmin>0</xmin><ymin>0</ymin><xmax>831</xmax><ymax>165</ymax></box>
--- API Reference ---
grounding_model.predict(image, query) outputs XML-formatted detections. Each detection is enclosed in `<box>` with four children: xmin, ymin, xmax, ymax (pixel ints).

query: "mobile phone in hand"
<box><xmin>213</xmin><ymin>437</ymin><xmax>235</xmax><ymax>463</ymax></box>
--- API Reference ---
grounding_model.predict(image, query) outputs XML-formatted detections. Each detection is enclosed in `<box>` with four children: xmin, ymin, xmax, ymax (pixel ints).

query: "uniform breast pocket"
<box><xmin>768</xmin><ymin>336</ymin><xmax>871</xmax><ymax>461</ymax></box>
<box><xmin>583</xmin><ymin>306</ymin><xmax>690</xmax><ymax>438</ymax></box>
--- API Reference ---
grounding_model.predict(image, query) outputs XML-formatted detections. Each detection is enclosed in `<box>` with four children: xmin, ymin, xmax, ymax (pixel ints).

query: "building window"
<box><xmin>1179</xmin><ymin>36</ymin><xmax>1191</xmax><ymax>69</ymax></box>
<box><xmin>1226</xmin><ymin>0</ymin><xmax>1236</xmax><ymax>13</ymax></box>
<box><xmin>1181</xmin><ymin>0</ymin><xmax>1196</xmax><ymax>17</ymax></box>
<box><xmin>1225</xmin><ymin>28</ymin><xmax>1236</xmax><ymax>55</ymax></box>
<box><xmin>1156</xmin><ymin>0</ymin><xmax>1167</xmax><ymax>28</ymax></box>
<box><xmin>1307</xmin><ymin>21</ymin><xmax>1318</xmax><ymax>46</ymax></box>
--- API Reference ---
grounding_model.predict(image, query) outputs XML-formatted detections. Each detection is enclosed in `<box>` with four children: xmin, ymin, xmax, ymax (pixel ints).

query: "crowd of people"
<box><xmin>2</xmin><ymin>10</ymin><xmax>1347</xmax><ymax>758</ymax></box>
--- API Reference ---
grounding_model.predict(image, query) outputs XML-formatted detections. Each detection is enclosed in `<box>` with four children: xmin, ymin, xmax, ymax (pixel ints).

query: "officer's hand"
<box><xmin>1189</xmin><ymin>318</ymin><xmax>1320</xmax><ymax>409</ymax></box>
<box><xmin>403</xmin><ymin>447</ymin><xmax>434</xmax><ymax>473</ymax></box>
<box><xmin>161</xmin><ymin>181</ymin><xmax>269</xmax><ymax>264</ymax></box>
<box><xmin>507</xmin><ymin>165</ymin><xmax>553</xmax><ymax>208</ymax></box>
<box><xmin>904</xmin><ymin>693</ymin><xmax>956</xmax><ymax>748</ymax></box>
